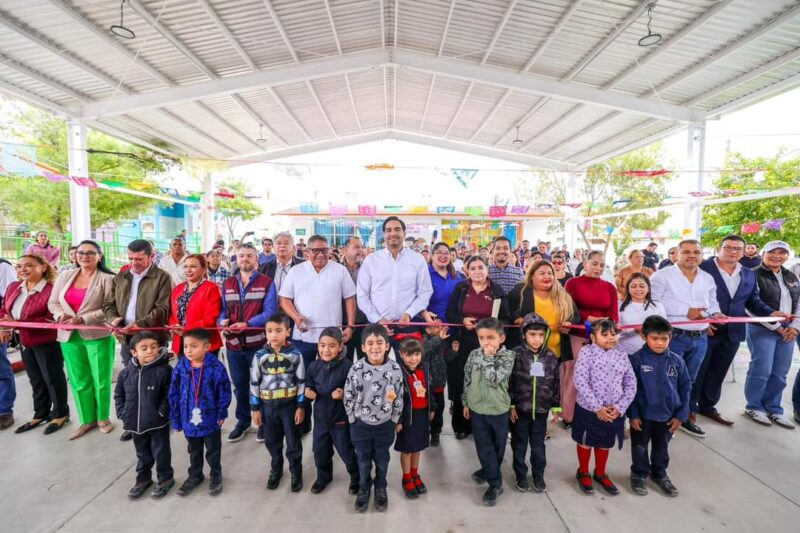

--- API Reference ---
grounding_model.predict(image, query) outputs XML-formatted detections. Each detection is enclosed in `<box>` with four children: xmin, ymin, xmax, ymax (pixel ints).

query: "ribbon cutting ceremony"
<box><xmin>0</xmin><ymin>1</ymin><xmax>799</xmax><ymax>532</ymax></box>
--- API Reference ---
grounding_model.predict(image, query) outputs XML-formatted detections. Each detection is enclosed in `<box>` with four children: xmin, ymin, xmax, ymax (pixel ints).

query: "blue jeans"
<box><xmin>745</xmin><ymin>324</ymin><xmax>795</xmax><ymax>415</ymax></box>
<box><xmin>793</xmin><ymin>338</ymin><xmax>800</xmax><ymax>414</ymax></box>
<box><xmin>0</xmin><ymin>343</ymin><xmax>16</xmax><ymax>415</ymax></box>
<box><xmin>227</xmin><ymin>348</ymin><xmax>260</xmax><ymax>427</ymax></box>
<box><xmin>669</xmin><ymin>332</ymin><xmax>708</xmax><ymax>390</ymax></box>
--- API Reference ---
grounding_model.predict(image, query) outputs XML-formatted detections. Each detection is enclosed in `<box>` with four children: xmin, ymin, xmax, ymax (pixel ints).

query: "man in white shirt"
<box><xmin>158</xmin><ymin>237</ymin><xmax>187</xmax><ymax>285</ymax></box>
<box><xmin>357</xmin><ymin>217</ymin><xmax>433</xmax><ymax>346</ymax></box>
<box><xmin>280</xmin><ymin>234</ymin><xmax>356</xmax><ymax>432</ymax></box>
<box><xmin>650</xmin><ymin>239</ymin><xmax>724</xmax><ymax>437</ymax></box>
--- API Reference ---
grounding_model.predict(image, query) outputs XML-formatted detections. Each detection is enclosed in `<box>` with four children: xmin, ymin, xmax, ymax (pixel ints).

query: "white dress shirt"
<box><xmin>279</xmin><ymin>261</ymin><xmax>356</xmax><ymax>343</ymax></box>
<box><xmin>650</xmin><ymin>265</ymin><xmax>721</xmax><ymax>330</ymax></box>
<box><xmin>0</xmin><ymin>261</ymin><xmax>16</xmax><ymax>297</ymax></box>
<box><xmin>124</xmin><ymin>265</ymin><xmax>151</xmax><ymax>325</ymax></box>
<box><xmin>158</xmin><ymin>254</ymin><xmax>186</xmax><ymax>285</ymax></box>
<box><xmin>714</xmin><ymin>259</ymin><xmax>742</xmax><ymax>298</ymax></box>
<box><xmin>357</xmin><ymin>247</ymin><xmax>433</xmax><ymax>323</ymax></box>
<box><xmin>617</xmin><ymin>300</ymin><xmax>668</xmax><ymax>354</ymax></box>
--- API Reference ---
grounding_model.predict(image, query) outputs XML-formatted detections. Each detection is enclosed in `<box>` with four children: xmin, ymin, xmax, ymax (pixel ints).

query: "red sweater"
<box><xmin>169</xmin><ymin>280</ymin><xmax>223</xmax><ymax>354</ymax></box>
<box><xmin>564</xmin><ymin>276</ymin><xmax>619</xmax><ymax>324</ymax></box>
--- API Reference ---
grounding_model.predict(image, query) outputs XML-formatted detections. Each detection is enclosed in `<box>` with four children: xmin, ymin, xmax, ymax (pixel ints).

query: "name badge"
<box><xmin>530</xmin><ymin>361</ymin><xmax>545</xmax><ymax>377</ymax></box>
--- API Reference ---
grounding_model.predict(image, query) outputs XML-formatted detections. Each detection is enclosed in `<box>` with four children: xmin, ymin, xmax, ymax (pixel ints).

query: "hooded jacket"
<box><xmin>510</xmin><ymin>314</ymin><xmax>560</xmax><ymax>415</ymax></box>
<box><xmin>306</xmin><ymin>355</ymin><xmax>352</xmax><ymax>429</ymax></box>
<box><xmin>114</xmin><ymin>349</ymin><xmax>172</xmax><ymax>434</ymax></box>
<box><xmin>628</xmin><ymin>345</ymin><xmax>691</xmax><ymax>423</ymax></box>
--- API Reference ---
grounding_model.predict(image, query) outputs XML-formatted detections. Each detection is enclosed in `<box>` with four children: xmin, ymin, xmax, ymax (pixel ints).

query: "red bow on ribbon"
<box><xmin>393</xmin><ymin>332</ymin><xmax>423</xmax><ymax>342</ymax></box>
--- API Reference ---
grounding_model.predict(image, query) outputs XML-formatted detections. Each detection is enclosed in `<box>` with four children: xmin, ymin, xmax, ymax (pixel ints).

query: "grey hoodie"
<box><xmin>344</xmin><ymin>357</ymin><xmax>404</xmax><ymax>425</ymax></box>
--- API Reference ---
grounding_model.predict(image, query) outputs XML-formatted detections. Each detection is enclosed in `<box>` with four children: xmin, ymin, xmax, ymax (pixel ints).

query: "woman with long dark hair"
<box><xmin>169</xmin><ymin>254</ymin><xmax>222</xmax><ymax>356</ymax></box>
<box><xmin>49</xmin><ymin>240</ymin><xmax>117</xmax><ymax>440</ymax></box>
<box><xmin>617</xmin><ymin>273</ymin><xmax>666</xmax><ymax>355</ymax></box>
<box><xmin>427</xmin><ymin>242</ymin><xmax>465</xmax><ymax>322</ymax></box>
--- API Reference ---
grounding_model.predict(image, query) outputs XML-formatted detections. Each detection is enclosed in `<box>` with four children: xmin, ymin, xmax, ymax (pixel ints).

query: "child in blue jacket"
<box><xmin>169</xmin><ymin>329</ymin><xmax>232</xmax><ymax>497</ymax></box>
<box><xmin>628</xmin><ymin>316</ymin><xmax>690</xmax><ymax>497</ymax></box>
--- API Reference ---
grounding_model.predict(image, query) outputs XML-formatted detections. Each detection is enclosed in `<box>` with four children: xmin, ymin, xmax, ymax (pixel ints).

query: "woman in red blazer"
<box><xmin>169</xmin><ymin>254</ymin><xmax>222</xmax><ymax>355</ymax></box>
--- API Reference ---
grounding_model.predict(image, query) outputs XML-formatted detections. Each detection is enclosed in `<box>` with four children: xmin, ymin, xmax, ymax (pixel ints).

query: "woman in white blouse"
<box><xmin>618</xmin><ymin>273</ymin><xmax>667</xmax><ymax>354</ymax></box>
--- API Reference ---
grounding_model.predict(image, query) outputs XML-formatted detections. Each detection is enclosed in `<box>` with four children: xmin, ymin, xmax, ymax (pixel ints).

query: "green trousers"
<box><xmin>61</xmin><ymin>333</ymin><xmax>115</xmax><ymax>425</ymax></box>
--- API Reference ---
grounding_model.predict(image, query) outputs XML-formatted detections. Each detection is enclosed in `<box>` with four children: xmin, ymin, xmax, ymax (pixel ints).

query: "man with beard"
<box><xmin>739</xmin><ymin>242</ymin><xmax>762</xmax><ymax>269</ymax></box>
<box><xmin>488</xmin><ymin>236</ymin><xmax>524</xmax><ymax>296</ymax></box>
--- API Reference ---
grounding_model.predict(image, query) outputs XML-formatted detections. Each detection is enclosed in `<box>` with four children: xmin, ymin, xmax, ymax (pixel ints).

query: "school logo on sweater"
<box><xmin>668</xmin><ymin>365</ymin><xmax>678</xmax><ymax>377</ymax></box>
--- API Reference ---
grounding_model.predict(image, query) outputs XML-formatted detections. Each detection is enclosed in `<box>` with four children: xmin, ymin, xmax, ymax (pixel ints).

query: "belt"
<box><xmin>259</xmin><ymin>386</ymin><xmax>298</xmax><ymax>400</ymax></box>
<box><xmin>672</xmin><ymin>327</ymin><xmax>706</xmax><ymax>338</ymax></box>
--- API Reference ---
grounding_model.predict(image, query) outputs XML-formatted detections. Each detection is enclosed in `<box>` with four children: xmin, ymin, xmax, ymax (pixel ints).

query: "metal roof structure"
<box><xmin>1</xmin><ymin>0</ymin><xmax>799</xmax><ymax>171</ymax></box>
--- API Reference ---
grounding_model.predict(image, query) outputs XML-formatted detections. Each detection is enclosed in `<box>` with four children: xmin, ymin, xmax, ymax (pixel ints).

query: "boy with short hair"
<box><xmin>250</xmin><ymin>313</ymin><xmax>306</xmax><ymax>492</ymax></box>
<box><xmin>628</xmin><ymin>316</ymin><xmax>691</xmax><ymax>497</ymax></box>
<box><xmin>462</xmin><ymin>317</ymin><xmax>515</xmax><ymax>507</ymax></box>
<box><xmin>115</xmin><ymin>331</ymin><xmax>174</xmax><ymax>499</ymax></box>
<box><xmin>509</xmin><ymin>313</ymin><xmax>560</xmax><ymax>493</ymax></box>
<box><xmin>168</xmin><ymin>328</ymin><xmax>232</xmax><ymax>497</ymax></box>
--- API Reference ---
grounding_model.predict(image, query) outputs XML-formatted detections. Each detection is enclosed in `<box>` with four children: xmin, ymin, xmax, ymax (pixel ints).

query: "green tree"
<box><xmin>215</xmin><ymin>178</ymin><xmax>263</xmax><ymax>240</ymax></box>
<box><xmin>0</xmin><ymin>107</ymin><xmax>175</xmax><ymax>232</ymax></box>
<box><xmin>701</xmin><ymin>151</ymin><xmax>800</xmax><ymax>249</ymax></box>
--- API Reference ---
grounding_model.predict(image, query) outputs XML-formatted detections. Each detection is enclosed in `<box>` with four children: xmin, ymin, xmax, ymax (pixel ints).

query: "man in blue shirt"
<box><xmin>258</xmin><ymin>237</ymin><xmax>276</xmax><ymax>267</ymax></box>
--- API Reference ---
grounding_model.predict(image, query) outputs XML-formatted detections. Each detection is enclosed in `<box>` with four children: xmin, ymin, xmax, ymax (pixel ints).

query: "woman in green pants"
<box><xmin>49</xmin><ymin>240</ymin><xmax>116</xmax><ymax>440</ymax></box>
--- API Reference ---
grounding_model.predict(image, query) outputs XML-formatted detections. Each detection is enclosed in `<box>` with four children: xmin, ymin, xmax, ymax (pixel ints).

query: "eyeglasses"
<box><xmin>309</xmin><ymin>248</ymin><xmax>330</xmax><ymax>255</ymax></box>
<box><xmin>721</xmin><ymin>246</ymin><xmax>744</xmax><ymax>252</ymax></box>
<box><xmin>76</xmin><ymin>251</ymin><xmax>98</xmax><ymax>257</ymax></box>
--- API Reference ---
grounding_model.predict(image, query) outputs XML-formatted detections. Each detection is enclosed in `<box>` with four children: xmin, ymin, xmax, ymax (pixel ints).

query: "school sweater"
<box><xmin>462</xmin><ymin>347</ymin><xmax>515</xmax><ymax>416</ymax></box>
<box><xmin>344</xmin><ymin>358</ymin><xmax>404</xmax><ymax>425</ymax></box>
<box><xmin>628</xmin><ymin>345</ymin><xmax>691</xmax><ymax>423</ymax></box>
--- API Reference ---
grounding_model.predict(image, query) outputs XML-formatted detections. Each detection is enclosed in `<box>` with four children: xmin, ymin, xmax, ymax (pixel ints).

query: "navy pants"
<box><xmin>630</xmin><ymin>419</ymin><xmax>672</xmax><ymax>480</ymax></box>
<box><xmin>262</xmin><ymin>401</ymin><xmax>302</xmax><ymax>475</ymax></box>
<box><xmin>132</xmin><ymin>426</ymin><xmax>173</xmax><ymax>483</ymax></box>
<box><xmin>186</xmin><ymin>430</ymin><xmax>222</xmax><ymax>480</ymax></box>
<box><xmin>430</xmin><ymin>389</ymin><xmax>445</xmax><ymax>436</ymax></box>
<box><xmin>471</xmin><ymin>412</ymin><xmax>508</xmax><ymax>489</ymax></box>
<box><xmin>313</xmin><ymin>422</ymin><xmax>358</xmax><ymax>484</ymax></box>
<box><xmin>292</xmin><ymin>340</ymin><xmax>318</xmax><ymax>434</ymax></box>
<box><xmin>226</xmin><ymin>348</ymin><xmax>259</xmax><ymax>428</ymax></box>
<box><xmin>693</xmin><ymin>335</ymin><xmax>740</xmax><ymax>414</ymax></box>
<box><xmin>511</xmin><ymin>411</ymin><xmax>548</xmax><ymax>480</ymax></box>
<box><xmin>0</xmin><ymin>342</ymin><xmax>16</xmax><ymax>415</ymax></box>
<box><xmin>350</xmin><ymin>420</ymin><xmax>395</xmax><ymax>492</ymax></box>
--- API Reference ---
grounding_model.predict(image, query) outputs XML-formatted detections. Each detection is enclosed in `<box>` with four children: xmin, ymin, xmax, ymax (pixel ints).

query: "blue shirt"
<box><xmin>427</xmin><ymin>264</ymin><xmax>464</xmax><ymax>320</ymax></box>
<box><xmin>217</xmin><ymin>271</ymin><xmax>278</xmax><ymax>328</ymax></box>
<box><xmin>258</xmin><ymin>252</ymin><xmax>276</xmax><ymax>266</ymax></box>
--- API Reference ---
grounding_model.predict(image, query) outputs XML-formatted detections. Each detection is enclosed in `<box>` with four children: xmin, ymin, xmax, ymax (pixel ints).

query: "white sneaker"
<box><xmin>745</xmin><ymin>410</ymin><xmax>772</xmax><ymax>426</ymax></box>
<box><xmin>767</xmin><ymin>413</ymin><xmax>796</xmax><ymax>429</ymax></box>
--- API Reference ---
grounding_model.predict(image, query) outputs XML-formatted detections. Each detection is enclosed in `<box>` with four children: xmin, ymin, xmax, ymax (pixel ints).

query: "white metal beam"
<box><xmin>0</xmin><ymin>78</ymin><xmax>72</xmax><ymax>117</ymax></box>
<box><xmin>482</xmin><ymin>0</ymin><xmax>518</xmax><ymax>65</ymax></box>
<box><xmin>540</xmin><ymin>110</ymin><xmax>620</xmax><ymax>157</ymax></box>
<box><xmin>344</xmin><ymin>74</ymin><xmax>363</xmax><ymax>134</ymax></box>
<box><xmin>324</xmin><ymin>0</ymin><xmax>343</xmax><ymax>55</ymax></box>
<box><xmin>269</xmin><ymin>87</ymin><xmax>313</xmax><ymax>142</ymax></box>
<box><xmin>383</xmin><ymin>66</ymin><xmax>390</xmax><ymax>128</ymax></box>
<box><xmin>704</xmin><ymin>71</ymin><xmax>800</xmax><ymax>119</ymax></box>
<box><xmin>420</xmin><ymin>1</ymin><xmax>455</xmax><ymax>132</ymax></box>
<box><xmin>88</xmin><ymin>119</ymin><xmax>202</xmax><ymax>158</ymax></box>
<box><xmin>306</xmin><ymin>80</ymin><xmax>338</xmax><ymax>137</ymax></box>
<box><xmin>491</xmin><ymin>96</ymin><xmax>548</xmax><ymax>147</ymax></box>
<box><xmin>576</xmin><ymin>122</ymin><xmax>687</xmax><ymax>167</ymax></box>
<box><xmin>0</xmin><ymin>52</ymin><xmax>89</xmax><ymax>102</ymax></box>
<box><xmin>467</xmin><ymin>89</ymin><xmax>510</xmax><ymax>142</ymax></box>
<box><xmin>195</xmin><ymin>0</ymin><xmax>257</xmax><ymax>70</ymax></box>
<box><xmin>443</xmin><ymin>83</ymin><xmax>474</xmax><ymax>138</ymax></box>
<box><xmin>232</xmin><ymin>132</ymin><xmax>387</xmax><ymax>164</ymax></box>
<box><xmin>418</xmin><ymin>75</ymin><xmax>435</xmax><ymax>131</ymax></box>
<box><xmin>520</xmin><ymin>0</ymin><xmax>584</xmax><ymax>73</ymax></box>
<box><xmin>261</xmin><ymin>0</ymin><xmax>299</xmax><ymax>62</ymax></box>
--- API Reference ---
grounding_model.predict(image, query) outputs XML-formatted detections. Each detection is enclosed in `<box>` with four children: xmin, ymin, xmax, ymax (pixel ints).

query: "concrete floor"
<box><xmin>1</xmin><ymin>350</ymin><xmax>799</xmax><ymax>533</ymax></box>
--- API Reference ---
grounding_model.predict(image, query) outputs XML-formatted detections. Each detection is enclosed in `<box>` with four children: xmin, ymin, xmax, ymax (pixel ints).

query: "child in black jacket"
<box><xmin>422</xmin><ymin>324</ymin><xmax>457</xmax><ymax>446</ymax></box>
<box><xmin>509</xmin><ymin>314</ymin><xmax>560</xmax><ymax>493</ymax></box>
<box><xmin>305</xmin><ymin>327</ymin><xmax>359</xmax><ymax>495</ymax></box>
<box><xmin>114</xmin><ymin>332</ymin><xmax>174</xmax><ymax>500</ymax></box>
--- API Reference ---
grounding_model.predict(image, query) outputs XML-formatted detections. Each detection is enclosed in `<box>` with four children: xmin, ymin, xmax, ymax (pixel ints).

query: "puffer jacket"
<box><xmin>510</xmin><ymin>344</ymin><xmax>560</xmax><ymax>415</ymax></box>
<box><xmin>114</xmin><ymin>349</ymin><xmax>172</xmax><ymax>434</ymax></box>
<box><xmin>422</xmin><ymin>334</ymin><xmax>451</xmax><ymax>390</ymax></box>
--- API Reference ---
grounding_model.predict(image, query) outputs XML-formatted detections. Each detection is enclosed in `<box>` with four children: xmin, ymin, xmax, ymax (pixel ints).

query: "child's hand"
<box><xmin>385</xmin><ymin>388</ymin><xmax>397</xmax><ymax>402</ymax></box>
<box><xmin>463</xmin><ymin>406</ymin><xmax>471</xmax><ymax>420</ymax></box>
<box><xmin>452</xmin><ymin>341</ymin><xmax>459</xmax><ymax>352</ymax></box>
<box><xmin>630</xmin><ymin>418</ymin><xmax>642</xmax><ymax>431</ymax></box>
<box><xmin>252</xmin><ymin>411</ymin><xmax>262</xmax><ymax>427</ymax></box>
<box><xmin>595</xmin><ymin>408</ymin><xmax>612</xmax><ymax>422</ymax></box>
<box><xmin>551</xmin><ymin>411</ymin><xmax>561</xmax><ymax>424</ymax></box>
<box><xmin>483</xmin><ymin>344</ymin><xmax>498</xmax><ymax>356</ymax></box>
<box><xmin>667</xmin><ymin>418</ymin><xmax>681</xmax><ymax>433</ymax></box>
<box><xmin>509</xmin><ymin>407</ymin><xmax>518</xmax><ymax>423</ymax></box>
<box><xmin>305</xmin><ymin>388</ymin><xmax>317</xmax><ymax>400</ymax></box>
<box><xmin>439</xmin><ymin>327</ymin><xmax>450</xmax><ymax>339</ymax></box>
<box><xmin>608</xmin><ymin>407</ymin><xmax>621</xmax><ymax>420</ymax></box>
<box><xmin>463</xmin><ymin>317</ymin><xmax>477</xmax><ymax>330</ymax></box>
<box><xmin>217</xmin><ymin>419</ymin><xmax>225</xmax><ymax>427</ymax></box>
<box><xmin>294</xmin><ymin>407</ymin><xmax>305</xmax><ymax>425</ymax></box>
<box><xmin>395</xmin><ymin>423</ymin><xmax>403</xmax><ymax>433</ymax></box>
<box><xmin>428</xmin><ymin>411</ymin><xmax>434</xmax><ymax>421</ymax></box>
<box><xmin>559</xmin><ymin>321</ymin><xmax>572</xmax><ymax>334</ymax></box>
<box><xmin>331</xmin><ymin>388</ymin><xmax>344</xmax><ymax>400</ymax></box>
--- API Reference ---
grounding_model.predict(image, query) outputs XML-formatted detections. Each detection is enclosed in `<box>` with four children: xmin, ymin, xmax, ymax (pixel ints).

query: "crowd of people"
<box><xmin>0</xmin><ymin>219</ymin><xmax>798</xmax><ymax>511</ymax></box>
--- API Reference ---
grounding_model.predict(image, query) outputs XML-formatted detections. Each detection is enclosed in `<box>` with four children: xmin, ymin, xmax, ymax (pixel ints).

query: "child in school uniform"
<box><xmin>462</xmin><ymin>317</ymin><xmax>516</xmax><ymax>507</ymax></box>
<box><xmin>250</xmin><ymin>313</ymin><xmax>306</xmax><ymax>492</ymax></box>
<box><xmin>509</xmin><ymin>313</ymin><xmax>560</xmax><ymax>494</ymax></box>
<box><xmin>115</xmin><ymin>331</ymin><xmax>174</xmax><ymax>500</ymax></box>
<box><xmin>305</xmin><ymin>327</ymin><xmax>359</xmax><ymax>495</ymax></box>
<box><xmin>422</xmin><ymin>323</ymin><xmax>455</xmax><ymax>447</ymax></box>
<box><xmin>396</xmin><ymin>337</ymin><xmax>436</xmax><ymax>499</ymax></box>
<box><xmin>168</xmin><ymin>328</ymin><xmax>232</xmax><ymax>497</ymax></box>
<box><xmin>344</xmin><ymin>324</ymin><xmax>404</xmax><ymax>513</ymax></box>
<box><xmin>572</xmin><ymin>319</ymin><xmax>637</xmax><ymax>496</ymax></box>
<box><xmin>628</xmin><ymin>315</ymin><xmax>691</xmax><ymax>497</ymax></box>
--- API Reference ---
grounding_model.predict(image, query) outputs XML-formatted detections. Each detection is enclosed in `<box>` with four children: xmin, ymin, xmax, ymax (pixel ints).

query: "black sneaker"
<box><xmin>455</xmin><ymin>432</ymin><xmax>469</xmax><ymax>440</ymax></box>
<box><xmin>150</xmin><ymin>479</ymin><xmax>175</xmax><ymax>499</ymax></box>
<box><xmin>653</xmin><ymin>477</ymin><xmax>679</xmax><ymax>497</ymax></box>
<box><xmin>208</xmin><ymin>477</ymin><xmax>223</xmax><ymax>496</ymax></box>
<box><xmin>119</xmin><ymin>430</ymin><xmax>133</xmax><ymax>442</ymax></box>
<box><xmin>794</xmin><ymin>411</ymin><xmax>800</xmax><ymax>425</ymax></box>
<box><xmin>354</xmin><ymin>489</ymin><xmax>370</xmax><ymax>513</ymax></box>
<box><xmin>227</xmin><ymin>425</ymin><xmax>247</xmax><ymax>442</ymax></box>
<box><xmin>256</xmin><ymin>425</ymin><xmax>265</xmax><ymax>443</ymax></box>
<box><xmin>177</xmin><ymin>477</ymin><xmax>203</xmax><ymax>497</ymax></box>
<box><xmin>680</xmin><ymin>419</ymin><xmax>706</xmax><ymax>438</ymax></box>
<box><xmin>290</xmin><ymin>472</ymin><xmax>303</xmax><ymax>493</ymax></box>
<box><xmin>310</xmin><ymin>479</ymin><xmax>328</xmax><ymax>494</ymax></box>
<box><xmin>631</xmin><ymin>477</ymin><xmax>648</xmax><ymax>496</ymax></box>
<box><xmin>128</xmin><ymin>480</ymin><xmax>153</xmax><ymax>500</ymax></box>
<box><xmin>430</xmin><ymin>433</ymin><xmax>440</xmax><ymax>447</ymax></box>
<box><xmin>471</xmin><ymin>469</ymin><xmax>487</xmax><ymax>484</ymax></box>
<box><xmin>374</xmin><ymin>487</ymin><xmax>388</xmax><ymax>511</ymax></box>
<box><xmin>531</xmin><ymin>475</ymin><xmax>547</xmax><ymax>493</ymax></box>
<box><xmin>482</xmin><ymin>486</ymin><xmax>503</xmax><ymax>507</ymax></box>
<box><xmin>348</xmin><ymin>477</ymin><xmax>360</xmax><ymax>495</ymax></box>
<box><xmin>514</xmin><ymin>477</ymin><xmax>529</xmax><ymax>492</ymax></box>
<box><xmin>266</xmin><ymin>471</ymin><xmax>282</xmax><ymax>490</ymax></box>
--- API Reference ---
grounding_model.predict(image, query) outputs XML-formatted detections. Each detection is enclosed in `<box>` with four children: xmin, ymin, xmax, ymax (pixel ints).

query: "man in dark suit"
<box><xmin>694</xmin><ymin>235</ymin><xmax>786</xmax><ymax>425</ymax></box>
<box><xmin>258</xmin><ymin>231</ymin><xmax>305</xmax><ymax>292</ymax></box>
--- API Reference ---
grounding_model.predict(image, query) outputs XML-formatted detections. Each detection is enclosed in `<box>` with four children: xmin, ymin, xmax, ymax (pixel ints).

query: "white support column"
<box><xmin>201</xmin><ymin>173</ymin><xmax>215</xmax><ymax>252</ymax></box>
<box><xmin>686</xmin><ymin>122</ymin><xmax>707</xmax><ymax>237</ymax></box>
<box><xmin>564</xmin><ymin>172</ymin><xmax>578</xmax><ymax>249</ymax></box>
<box><xmin>67</xmin><ymin>120</ymin><xmax>91</xmax><ymax>241</ymax></box>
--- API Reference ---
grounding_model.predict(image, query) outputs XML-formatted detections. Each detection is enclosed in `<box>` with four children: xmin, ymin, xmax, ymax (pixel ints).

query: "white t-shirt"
<box><xmin>617</xmin><ymin>300</ymin><xmax>668</xmax><ymax>354</ymax></box>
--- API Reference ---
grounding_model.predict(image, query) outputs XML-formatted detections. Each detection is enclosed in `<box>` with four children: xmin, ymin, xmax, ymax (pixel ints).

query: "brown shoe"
<box><xmin>0</xmin><ymin>414</ymin><xmax>13</xmax><ymax>431</ymax></box>
<box><xmin>700</xmin><ymin>410</ymin><xmax>734</xmax><ymax>426</ymax></box>
<box><xmin>98</xmin><ymin>420</ymin><xmax>115</xmax><ymax>434</ymax></box>
<box><xmin>69</xmin><ymin>422</ymin><xmax>98</xmax><ymax>441</ymax></box>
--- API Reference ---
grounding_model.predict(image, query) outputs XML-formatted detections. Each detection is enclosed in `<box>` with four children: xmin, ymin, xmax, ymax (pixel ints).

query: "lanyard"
<box><xmin>191</xmin><ymin>364</ymin><xmax>204</xmax><ymax>408</ymax></box>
